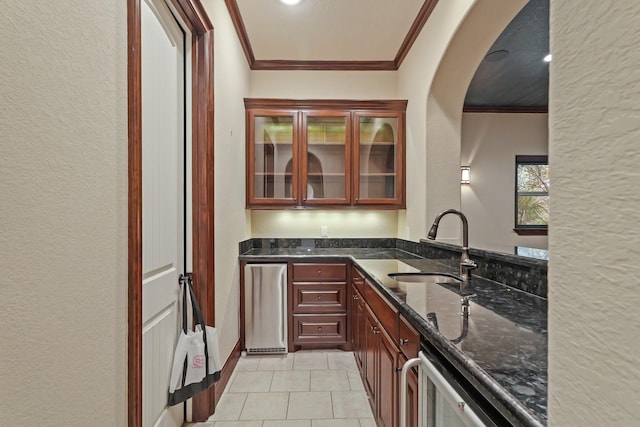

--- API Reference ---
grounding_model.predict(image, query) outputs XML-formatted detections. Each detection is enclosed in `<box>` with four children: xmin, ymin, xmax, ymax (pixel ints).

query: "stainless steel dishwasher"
<box><xmin>244</xmin><ymin>263</ymin><xmax>288</xmax><ymax>354</ymax></box>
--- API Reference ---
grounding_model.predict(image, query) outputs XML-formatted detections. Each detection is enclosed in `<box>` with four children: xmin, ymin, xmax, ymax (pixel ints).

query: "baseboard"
<box><xmin>214</xmin><ymin>340</ymin><xmax>241</xmax><ymax>405</ymax></box>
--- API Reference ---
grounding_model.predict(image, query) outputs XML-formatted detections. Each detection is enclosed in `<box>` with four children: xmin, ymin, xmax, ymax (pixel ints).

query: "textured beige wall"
<box><xmin>251</xmin><ymin>210</ymin><xmax>398</xmax><ymax>238</ymax></box>
<box><xmin>205</xmin><ymin>0</ymin><xmax>252</xmax><ymax>362</ymax></box>
<box><xmin>549</xmin><ymin>1</ymin><xmax>640</xmax><ymax>425</ymax></box>
<box><xmin>0</xmin><ymin>0</ymin><xmax>127</xmax><ymax>424</ymax></box>
<box><xmin>250</xmin><ymin>70</ymin><xmax>397</xmax><ymax>99</ymax></box>
<box><xmin>397</xmin><ymin>0</ymin><xmax>527</xmax><ymax>243</ymax></box>
<box><xmin>425</xmin><ymin>0</ymin><xmax>527</xmax><ymax>244</ymax></box>
<box><xmin>461</xmin><ymin>113</ymin><xmax>548</xmax><ymax>252</ymax></box>
<box><xmin>397</xmin><ymin>0</ymin><xmax>475</xmax><ymax>241</ymax></box>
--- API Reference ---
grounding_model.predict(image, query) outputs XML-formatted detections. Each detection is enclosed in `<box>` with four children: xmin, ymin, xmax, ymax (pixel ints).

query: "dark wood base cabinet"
<box><xmin>240</xmin><ymin>261</ymin><xmax>419</xmax><ymax>426</ymax></box>
<box><xmin>378</xmin><ymin>321</ymin><xmax>399</xmax><ymax>427</ymax></box>
<box><xmin>292</xmin><ymin>313</ymin><xmax>347</xmax><ymax>344</ymax></box>
<box><xmin>351</xmin><ymin>267</ymin><xmax>419</xmax><ymax>427</ymax></box>
<box><xmin>289</xmin><ymin>262</ymin><xmax>350</xmax><ymax>351</ymax></box>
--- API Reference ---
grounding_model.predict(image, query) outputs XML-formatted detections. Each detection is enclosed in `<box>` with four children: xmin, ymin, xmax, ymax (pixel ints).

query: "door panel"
<box><xmin>143</xmin><ymin>307</ymin><xmax>182</xmax><ymax>427</ymax></box>
<box><xmin>141</xmin><ymin>0</ymin><xmax>185</xmax><ymax>425</ymax></box>
<box><xmin>378</xmin><ymin>327</ymin><xmax>398</xmax><ymax>427</ymax></box>
<box><xmin>364</xmin><ymin>307</ymin><xmax>378</xmax><ymax>401</ymax></box>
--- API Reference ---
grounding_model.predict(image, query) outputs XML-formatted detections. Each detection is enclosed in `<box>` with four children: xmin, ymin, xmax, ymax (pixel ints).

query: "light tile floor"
<box><xmin>189</xmin><ymin>350</ymin><xmax>375</xmax><ymax>427</ymax></box>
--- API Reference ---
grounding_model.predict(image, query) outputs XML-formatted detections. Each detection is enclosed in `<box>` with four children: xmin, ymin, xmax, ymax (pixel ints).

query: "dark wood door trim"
<box><xmin>224</xmin><ymin>0</ymin><xmax>439</xmax><ymax>71</ymax></box>
<box><xmin>189</xmin><ymin>26</ymin><xmax>216</xmax><ymax>421</ymax></box>
<box><xmin>127</xmin><ymin>0</ymin><xmax>142</xmax><ymax>425</ymax></box>
<box><xmin>128</xmin><ymin>0</ymin><xmax>215</xmax><ymax>425</ymax></box>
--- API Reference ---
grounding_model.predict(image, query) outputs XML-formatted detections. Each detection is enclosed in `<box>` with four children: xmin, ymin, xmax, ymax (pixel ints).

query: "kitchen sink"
<box><xmin>388</xmin><ymin>272</ymin><xmax>462</xmax><ymax>285</ymax></box>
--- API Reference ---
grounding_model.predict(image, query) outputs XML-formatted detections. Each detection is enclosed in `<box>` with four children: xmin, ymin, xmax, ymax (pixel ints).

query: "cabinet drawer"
<box><xmin>398</xmin><ymin>315</ymin><xmax>420</xmax><ymax>359</ymax></box>
<box><xmin>292</xmin><ymin>314</ymin><xmax>347</xmax><ymax>344</ymax></box>
<box><xmin>292</xmin><ymin>283</ymin><xmax>347</xmax><ymax>313</ymax></box>
<box><xmin>364</xmin><ymin>280</ymin><xmax>398</xmax><ymax>341</ymax></box>
<box><xmin>292</xmin><ymin>263</ymin><xmax>347</xmax><ymax>282</ymax></box>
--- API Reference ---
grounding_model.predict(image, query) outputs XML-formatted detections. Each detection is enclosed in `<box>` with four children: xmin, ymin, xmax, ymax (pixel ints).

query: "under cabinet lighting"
<box><xmin>280</xmin><ymin>0</ymin><xmax>301</xmax><ymax>5</ymax></box>
<box><xmin>461</xmin><ymin>166</ymin><xmax>470</xmax><ymax>184</ymax></box>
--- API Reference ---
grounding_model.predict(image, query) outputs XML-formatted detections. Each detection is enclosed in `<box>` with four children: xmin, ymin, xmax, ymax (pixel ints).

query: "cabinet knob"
<box><xmin>395</xmin><ymin>367</ymin><xmax>403</xmax><ymax>373</ymax></box>
<box><xmin>353</xmin><ymin>295</ymin><xmax>359</xmax><ymax>300</ymax></box>
<box><xmin>317</xmin><ymin>295</ymin><xmax>323</xmax><ymax>300</ymax></box>
<box><xmin>317</xmin><ymin>327</ymin><xmax>323</xmax><ymax>332</ymax></box>
<box><xmin>317</xmin><ymin>270</ymin><xmax>322</xmax><ymax>275</ymax></box>
<box><xmin>400</xmin><ymin>338</ymin><xmax>409</xmax><ymax>345</ymax></box>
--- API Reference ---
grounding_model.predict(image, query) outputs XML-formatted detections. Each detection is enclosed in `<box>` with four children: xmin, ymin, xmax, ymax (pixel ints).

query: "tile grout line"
<box><xmin>330</xmin><ymin>389</ymin><xmax>335</xmax><ymax>420</ymax></box>
<box><xmin>285</xmin><ymin>390</ymin><xmax>291</xmax><ymax>421</ymax></box>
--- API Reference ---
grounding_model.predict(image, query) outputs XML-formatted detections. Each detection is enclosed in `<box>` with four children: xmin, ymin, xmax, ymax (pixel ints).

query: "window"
<box><xmin>515</xmin><ymin>155</ymin><xmax>549</xmax><ymax>235</ymax></box>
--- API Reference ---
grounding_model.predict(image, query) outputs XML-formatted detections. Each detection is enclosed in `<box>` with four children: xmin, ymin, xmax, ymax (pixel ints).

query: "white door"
<box><xmin>141</xmin><ymin>0</ymin><xmax>186</xmax><ymax>426</ymax></box>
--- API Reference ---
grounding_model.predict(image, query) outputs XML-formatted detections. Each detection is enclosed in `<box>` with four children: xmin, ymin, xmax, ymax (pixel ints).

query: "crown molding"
<box><xmin>225</xmin><ymin>0</ymin><xmax>439</xmax><ymax>71</ymax></box>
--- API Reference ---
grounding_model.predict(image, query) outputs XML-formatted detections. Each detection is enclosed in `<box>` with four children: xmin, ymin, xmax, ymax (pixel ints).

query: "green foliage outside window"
<box><xmin>516</xmin><ymin>158</ymin><xmax>549</xmax><ymax>228</ymax></box>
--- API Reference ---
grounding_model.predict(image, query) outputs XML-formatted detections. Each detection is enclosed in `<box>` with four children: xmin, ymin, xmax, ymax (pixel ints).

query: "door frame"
<box><xmin>128</xmin><ymin>0</ymin><xmax>215</xmax><ymax>425</ymax></box>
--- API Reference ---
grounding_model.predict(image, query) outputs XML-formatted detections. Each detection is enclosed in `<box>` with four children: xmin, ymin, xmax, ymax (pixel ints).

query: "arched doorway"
<box><xmin>423</xmin><ymin>0</ymin><xmax>528</xmax><ymax>242</ymax></box>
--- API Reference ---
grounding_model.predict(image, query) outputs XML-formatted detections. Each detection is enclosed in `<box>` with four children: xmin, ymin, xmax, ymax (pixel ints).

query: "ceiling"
<box><xmin>226</xmin><ymin>0</ymin><xmax>549</xmax><ymax>109</ymax></box>
<box><xmin>464</xmin><ymin>0</ymin><xmax>549</xmax><ymax>110</ymax></box>
<box><xmin>227</xmin><ymin>0</ymin><xmax>438</xmax><ymax>69</ymax></box>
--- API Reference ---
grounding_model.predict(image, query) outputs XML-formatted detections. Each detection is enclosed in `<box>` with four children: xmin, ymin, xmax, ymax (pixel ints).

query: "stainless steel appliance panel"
<box><xmin>400</xmin><ymin>351</ymin><xmax>486</xmax><ymax>427</ymax></box>
<box><xmin>244</xmin><ymin>263</ymin><xmax>288</xmax><ymax>354</ymax></box>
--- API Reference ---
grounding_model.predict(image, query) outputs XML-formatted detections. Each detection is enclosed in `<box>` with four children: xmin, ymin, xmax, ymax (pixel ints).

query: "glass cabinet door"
<box><xmin>301</xmin><ymin>111</ymin><xmax>351</xmax><ymax>205</ymax></box>
<box><xmin>247</xmin><ymin>110</ymin><xmax>299</xmax><ymax>206</ymax></box>
<box><xmin>354</xmin><ymin>112</ymin><xmax>404</xmax><ymax>206</ymax></box>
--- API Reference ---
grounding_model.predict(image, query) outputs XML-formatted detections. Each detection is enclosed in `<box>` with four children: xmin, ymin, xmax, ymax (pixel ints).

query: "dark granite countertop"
<box><xmin>240</xmin><ymin>246</ymin><xmax>547</xmax><ymax>426</ymax></box>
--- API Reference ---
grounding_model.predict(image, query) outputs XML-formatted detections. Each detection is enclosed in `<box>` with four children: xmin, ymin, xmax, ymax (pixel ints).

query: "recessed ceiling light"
<box><xmin>544</xmin><ymin>54</ymin><xmax>552</xmax><ymax>62</ymax></box>
<box><xmin>280</xmin><ymin>0</ymin><xmax>301</xmax><ymax>5</ymax></box>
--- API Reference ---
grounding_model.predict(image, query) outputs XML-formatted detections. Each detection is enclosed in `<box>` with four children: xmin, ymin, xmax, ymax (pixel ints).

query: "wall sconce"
<box><xmin>461</xmin><ymin>166</ymin><xmax>470</xmax><ymax>184</ymax></box>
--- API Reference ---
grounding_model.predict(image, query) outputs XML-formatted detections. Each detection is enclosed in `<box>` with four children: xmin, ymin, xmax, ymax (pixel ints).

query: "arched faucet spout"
<box><xmin>427</xmin><ymin>209</ymin><xmax>478</xmax><ymax>282</ymax></box>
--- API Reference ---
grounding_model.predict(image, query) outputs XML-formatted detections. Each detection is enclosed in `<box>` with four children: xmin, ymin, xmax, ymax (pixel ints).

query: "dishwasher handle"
<box><xmin>399</xmin><ymin>357</ymin><xmax>421</xmax><ymax>427</ymax></box>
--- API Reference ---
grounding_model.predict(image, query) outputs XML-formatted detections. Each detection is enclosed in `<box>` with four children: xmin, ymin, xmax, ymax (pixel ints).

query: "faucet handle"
<box><xmin>461</xmin><ymin>259</ymin><xmax>478</xmax><ymax>270</ymax></box>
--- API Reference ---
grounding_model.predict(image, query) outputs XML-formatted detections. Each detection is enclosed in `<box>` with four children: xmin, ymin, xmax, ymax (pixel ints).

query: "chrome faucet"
<box><xmin>427</xmin><ymin>209</ymin><xmax>478</xmax><ymax>283</ymax></box>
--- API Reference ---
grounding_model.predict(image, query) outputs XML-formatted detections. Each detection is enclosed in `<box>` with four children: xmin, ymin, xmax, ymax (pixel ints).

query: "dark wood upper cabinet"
<box><xmin>246</xmin><ymin>108</ymin><xmax>299</xmax><ymax>206</ymax></box>
<box><xmin>301</xmin><ymin>110</ymin><xmax>352</xmax><ymax>206</ymax></box>
<box><xmin>245</xmin><ymin>99</ymin><xmax>407</xmax><ymax>209</ymax></box>
<box><xmin>353</xmin><ymin>111</ymin><xmax>405</xmax><ymax>207</ymax></box>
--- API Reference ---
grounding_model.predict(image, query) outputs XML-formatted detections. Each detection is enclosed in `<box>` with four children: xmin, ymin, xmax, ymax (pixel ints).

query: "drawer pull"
<box><xmin>400</xmin><ymin>338</ymin><xmax>409</xmax><ymax>345</ymax></box>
